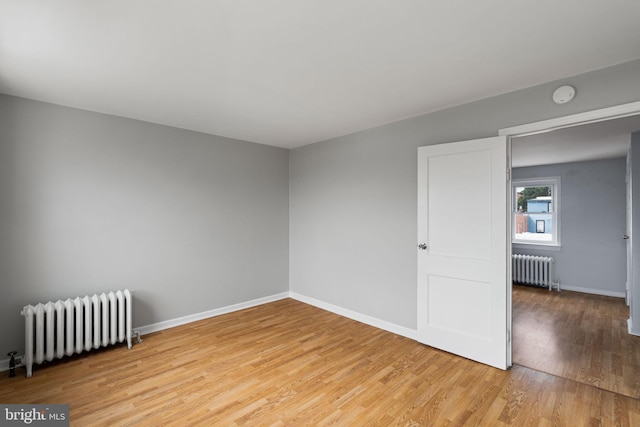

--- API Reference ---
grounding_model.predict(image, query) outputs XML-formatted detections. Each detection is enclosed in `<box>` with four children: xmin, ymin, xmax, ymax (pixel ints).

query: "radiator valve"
<box><xmin>7</xmin><ymin>351</ymin><xmax>17</xmax><ymax>378</ymax></box>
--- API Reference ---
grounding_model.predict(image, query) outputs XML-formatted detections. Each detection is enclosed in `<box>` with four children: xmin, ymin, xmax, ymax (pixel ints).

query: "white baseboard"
<box><xmin>559</xmin><ymin>285</ymin><xmax>626</xmax><ymax>298</ymax></box>
<box><xmin>136</xmin><ymin>290</ymin><xmax>418</xmax><ymax>341</ymax></box>
<box><xmin>289</xmin><ymin>292</ymin><xmax>417</xmax><ymax>340</ymax></box>
<box><xmin>136</xmin><ymin>292</ymin><xmax>290</xmax><ymax>336</ymax></box>
<box><xmin>628</xmin><ymin>319</ymin><xmax>640</xmax><ymax>336</ymax></box>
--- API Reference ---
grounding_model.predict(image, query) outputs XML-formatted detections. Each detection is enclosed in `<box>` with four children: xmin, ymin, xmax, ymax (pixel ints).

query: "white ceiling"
<box><xmin>1</xmin><ymin>1</ymin><xmax>640</xmax><ymax>149</ymax></box>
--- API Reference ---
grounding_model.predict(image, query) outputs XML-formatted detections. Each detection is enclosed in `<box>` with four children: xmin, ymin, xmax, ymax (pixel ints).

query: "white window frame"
<box><xmin>512</xmin><ymin>176</ymin><xmax>561</xmax><ymax>249</ymax></box>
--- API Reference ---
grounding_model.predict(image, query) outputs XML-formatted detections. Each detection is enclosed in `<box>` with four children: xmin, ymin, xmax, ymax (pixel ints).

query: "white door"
<box><xmin>417</xmin><ymin>136</ymin><xmax>509</xmax><ymax>369</ymax></box>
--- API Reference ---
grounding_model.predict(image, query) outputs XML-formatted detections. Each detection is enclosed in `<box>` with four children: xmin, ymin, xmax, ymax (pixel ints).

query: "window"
<box><xmin>512</xmin><ymin>177</ymin><xmax>560</xmax><ymax>247</ymax></box>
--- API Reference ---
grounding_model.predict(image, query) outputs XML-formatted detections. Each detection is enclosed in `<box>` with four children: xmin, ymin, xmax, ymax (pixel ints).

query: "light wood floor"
<box><xmin>2</xmin><ymin>298</ymin><xmax>640</xmax><ymax>426</ymax></box>
<box><xmin>513</xmin><ymin>284</ymin><xmax>640</xmax><ymax>399</ymax></box>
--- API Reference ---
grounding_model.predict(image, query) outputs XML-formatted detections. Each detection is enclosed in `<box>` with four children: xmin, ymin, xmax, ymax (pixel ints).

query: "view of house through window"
<box><xmin>513</xmin><ymin>177</ymin><xmax>560</xmax><ymax>246</ymax></box>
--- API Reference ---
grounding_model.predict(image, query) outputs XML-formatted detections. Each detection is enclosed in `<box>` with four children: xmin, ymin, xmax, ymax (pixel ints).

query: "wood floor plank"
<box><xmin>1</xmin><ymin>298</ymin><xmax>639</xmax><ymax>425</ymax></box>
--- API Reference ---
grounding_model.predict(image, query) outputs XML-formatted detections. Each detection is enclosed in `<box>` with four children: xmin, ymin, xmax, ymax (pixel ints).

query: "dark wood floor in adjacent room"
<box><xmin>2</xmin><ymin>297</ymin><xmax>640</xmax><ymax>425</ymax></box>
<box><xmin>513</xmin><ymin>284</ymin><xmax>640</xmax><ymax>399</ymax></box>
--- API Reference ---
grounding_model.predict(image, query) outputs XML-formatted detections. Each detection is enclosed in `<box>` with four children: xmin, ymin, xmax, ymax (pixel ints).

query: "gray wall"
<box><xmin>0</xmin><ymin>95</ymin><xmax>290</xmax><ymax>355</ymax></box>
<box><xmin>512</xmin><ymin>159</ymin><xmax>627</xmax><ymax>296</ymax></box>
<box><xmin>290</xmin><ymin>59</ymin><xmax>640</xmax><ymax>331</ymax></box>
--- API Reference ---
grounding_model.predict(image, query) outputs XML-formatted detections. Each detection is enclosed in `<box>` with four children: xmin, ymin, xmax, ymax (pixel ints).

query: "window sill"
<box><xmin>512</xmin><ymin>242</ymin><xmax>561</xmax><ymax>252</ymax></box>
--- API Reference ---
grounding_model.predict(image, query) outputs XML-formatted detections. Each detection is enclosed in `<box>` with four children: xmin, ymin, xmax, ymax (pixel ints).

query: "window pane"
<box><xmin>514</xmin><ymin>185</ymin><xmax>553</xmax><ymax>242</ymax></box>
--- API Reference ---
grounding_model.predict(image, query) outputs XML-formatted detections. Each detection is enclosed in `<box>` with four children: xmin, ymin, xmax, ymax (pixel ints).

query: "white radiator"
<box><xmin>21</xmin><ymin>289</ymin><xmax>133</xmax><ymax>377</ymax></box>
<box><xmin>512</xmin><ymin>254</ymin><xmax>559</xmax><ymax>291</ymax></box>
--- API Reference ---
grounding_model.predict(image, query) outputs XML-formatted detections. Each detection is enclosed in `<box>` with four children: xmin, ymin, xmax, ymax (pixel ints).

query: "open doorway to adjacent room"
<box><xmin>509</xmin><ymin>114</ymin><xmax>640</xmax><ymax>398</ymax></box>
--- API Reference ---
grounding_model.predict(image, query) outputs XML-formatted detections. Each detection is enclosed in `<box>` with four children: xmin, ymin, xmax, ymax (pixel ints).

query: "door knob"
<box><xmin>418</xmin><ymin>243</ymin><xmax>428</xmax><ymax>250</ymax></box>
<box><xmin>624</xmin><ymin>235</ymin><xmax>630</xmax><ymax>240</ymax></box>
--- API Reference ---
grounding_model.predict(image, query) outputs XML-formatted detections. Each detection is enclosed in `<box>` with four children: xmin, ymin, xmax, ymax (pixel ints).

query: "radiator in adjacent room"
<box><xmin>21</xmin><ymin>289</ymin><xmax>134</xmax><ymax>377</ymax></box>
<box><xmin>512</xmin><ymin>254</ymin><xmax>559</xmax><ymax>291</ymax></box>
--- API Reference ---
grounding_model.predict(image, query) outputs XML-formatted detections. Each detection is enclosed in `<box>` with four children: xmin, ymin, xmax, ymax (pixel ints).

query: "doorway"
<box><xmin>502</xmin><ymin>104</ymin><xmax>640</xmax><ymax>397</ymax></box>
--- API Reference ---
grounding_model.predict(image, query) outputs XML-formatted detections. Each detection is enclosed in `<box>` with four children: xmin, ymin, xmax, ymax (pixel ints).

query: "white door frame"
<box><xmin>499</xmin><ymin>100</ymin><xmax>640</xmax><ymax>359</ymax></box>
<box><xmin>498</xmin><ymin>101</ymin><xmax>640</xmax><ymax>139</ymax></box>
